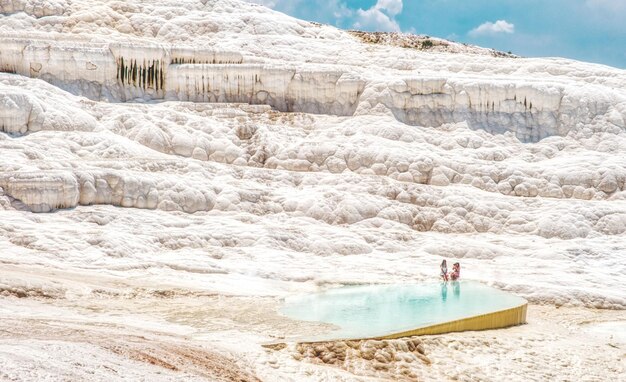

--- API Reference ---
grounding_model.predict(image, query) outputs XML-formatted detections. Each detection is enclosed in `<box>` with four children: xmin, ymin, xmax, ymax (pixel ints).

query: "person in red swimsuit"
<box><xmin>450</xmin><ymin>262</ymin><xmax>461</xmax><ymax>281</ymax></box>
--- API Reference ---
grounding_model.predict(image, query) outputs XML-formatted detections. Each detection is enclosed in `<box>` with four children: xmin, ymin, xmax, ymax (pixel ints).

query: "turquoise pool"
<box><xmin>280</xmin><ymin>281</ymin><xmax>527</xmax><ymax>341</ymax></box>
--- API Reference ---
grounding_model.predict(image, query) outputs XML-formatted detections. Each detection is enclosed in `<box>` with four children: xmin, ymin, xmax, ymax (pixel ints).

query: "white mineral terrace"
<box><xmin>2</xmin><ymin>36</ymin><xmax>624</xmax><ymax>141</ymax></box>
<box><xmin>0</xmin><ymin>0</ymin><xmax>625</xmax><ymax>381</ymax></box>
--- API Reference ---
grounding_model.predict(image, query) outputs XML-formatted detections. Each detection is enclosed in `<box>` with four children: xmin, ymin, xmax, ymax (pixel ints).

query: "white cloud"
<box><xmin>375</xmin><ymin>0</ymin><xmax>403</xmax><ymax>17</ymax></box>
<box><xmin>354</xmin><ymin>8</ymin><xmax>400</xmax><ymax>32</ymax></box>
<box><xmin>469</xmin><ymin>20</ymin><xmax>515</xmax><ymax>37</ymax></box>
<box><xmin>353</xmin><ymin>0</ymin><xmax>403</xmax><ymax>32</ymax></box>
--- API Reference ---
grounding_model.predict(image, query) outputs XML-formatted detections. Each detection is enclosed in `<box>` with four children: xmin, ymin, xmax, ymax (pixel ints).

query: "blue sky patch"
<box><xmin>247</xmin><ymin>0</ymin><xmax>626</xmax><ymax>68</ymax></box>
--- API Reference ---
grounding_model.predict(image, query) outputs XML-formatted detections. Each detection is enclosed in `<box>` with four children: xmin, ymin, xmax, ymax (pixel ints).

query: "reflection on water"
<box><xmin>452</xmin><ymin>281</ymin><xmax>461</xmax><ymax>298</ymax></box>
<box><xmin>440</xmin><ymin>282</ymin><xmax>448</xmax><ymax>301</ymax></box>
<box><xmin>441</xmin><ymin>282</ymin><xmax>460</xmax><ymax>301</ymax></box>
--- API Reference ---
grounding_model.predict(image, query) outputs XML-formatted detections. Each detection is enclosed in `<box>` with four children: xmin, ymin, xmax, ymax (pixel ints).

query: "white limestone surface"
<box><xmin>0</xmin><ymin>0</ymin><xmax>625</xmax><ymax>381</ymax></box>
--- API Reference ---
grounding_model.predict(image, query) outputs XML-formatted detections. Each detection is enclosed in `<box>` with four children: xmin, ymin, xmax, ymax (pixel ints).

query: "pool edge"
<box><xmin>377</xmin><ymin>302</ymin><xmax>528</xmax><ymax>340</ymax></box>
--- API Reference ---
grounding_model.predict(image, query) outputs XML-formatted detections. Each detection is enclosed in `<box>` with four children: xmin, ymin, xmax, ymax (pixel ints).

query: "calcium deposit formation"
<box><xmin>0</xmin><ymin>1</ymin><xmax>625</xmax><ymax>381</ymax></box>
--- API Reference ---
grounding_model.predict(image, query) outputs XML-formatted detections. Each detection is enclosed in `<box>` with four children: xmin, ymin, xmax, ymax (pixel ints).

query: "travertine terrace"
<box><xmin>0</xmin><ymin>0</ymin><xmax>625</xmax><ymax>380</ymax></box>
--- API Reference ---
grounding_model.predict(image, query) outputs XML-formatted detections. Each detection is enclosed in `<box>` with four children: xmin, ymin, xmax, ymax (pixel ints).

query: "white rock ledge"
<box><xmin>0</xmin><ymin>172</ymin><xmax>79</xmax><ymax>212</ymax></box>
<box><xmin>1</xmin><ymin>38</ymin><xmax>624</xmax><ymax>142</ymax></box>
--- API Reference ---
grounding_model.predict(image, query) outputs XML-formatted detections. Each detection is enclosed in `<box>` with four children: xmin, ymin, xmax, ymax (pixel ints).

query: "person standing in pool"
<box><xmin>440</xmin><ymin>259</ymin><xmax>449</xmax><ymax>281</ymax></box>
<box><xmin>450</xmin><ymin>262</ymin><xmax>461</xmax><ymax>281</ymax></box>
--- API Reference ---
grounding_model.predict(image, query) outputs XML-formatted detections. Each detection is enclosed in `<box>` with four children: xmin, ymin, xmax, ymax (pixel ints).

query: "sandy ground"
<box><xmin>0</xmin><ymin>288</ymin><xmax>624</xmax><ymax>382</ymax></box>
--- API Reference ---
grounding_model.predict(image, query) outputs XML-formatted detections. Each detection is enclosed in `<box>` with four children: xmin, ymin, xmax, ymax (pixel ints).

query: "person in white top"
<box><xmin>440</xmin><ymin>259</ymin><xmax>449</xmax><ymax>282</ymax></box>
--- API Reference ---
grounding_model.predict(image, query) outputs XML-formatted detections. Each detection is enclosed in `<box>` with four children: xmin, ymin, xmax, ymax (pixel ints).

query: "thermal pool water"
<box><xmin>281</xmin><ymin>281</ymin><xmax>527</xmax><ymax>341</ymax></box>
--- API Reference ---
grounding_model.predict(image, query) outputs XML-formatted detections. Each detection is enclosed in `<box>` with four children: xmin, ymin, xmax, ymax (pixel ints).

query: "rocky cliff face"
<box><xmin>2</xmin><ymin>35</ymin><xmax>624</xmax><ymax>143</ymax></box>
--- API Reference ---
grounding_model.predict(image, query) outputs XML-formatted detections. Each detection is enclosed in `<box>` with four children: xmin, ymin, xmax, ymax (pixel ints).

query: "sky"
<box><xmin>246</xmin><ymin>0</ymin><xmax>626</xmax><ymax>69</ymax></box>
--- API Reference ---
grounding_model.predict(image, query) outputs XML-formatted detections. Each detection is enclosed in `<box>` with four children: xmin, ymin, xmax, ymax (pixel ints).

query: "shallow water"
<box><xmin>280</xmin><ymin>281</ymin><xmax>527</xmax><ymax>340</ymax></box>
